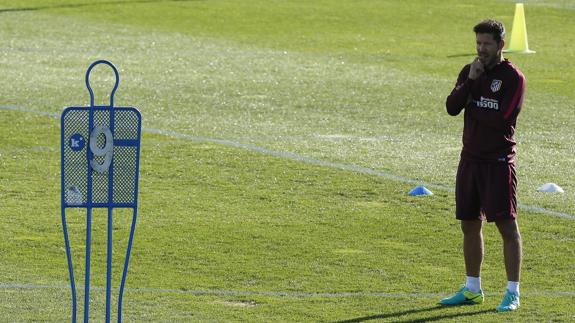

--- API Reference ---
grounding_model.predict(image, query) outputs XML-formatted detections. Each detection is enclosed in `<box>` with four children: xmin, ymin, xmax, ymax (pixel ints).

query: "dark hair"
<box><xmin>473</xmin><ymin>19</ymin><xmax>505</xmax><ymax>43</ymax></box>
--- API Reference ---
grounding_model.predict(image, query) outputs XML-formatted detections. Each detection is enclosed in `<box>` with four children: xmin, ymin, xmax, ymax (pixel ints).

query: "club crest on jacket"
<box><xmin>491</xmin><ymin>79</ymin><xmax>502</xmax><ymax>93</ymax></box>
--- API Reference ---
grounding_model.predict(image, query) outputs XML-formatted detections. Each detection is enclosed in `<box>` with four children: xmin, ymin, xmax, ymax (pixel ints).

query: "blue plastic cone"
<box><xmin>408</xmin><ymin>186</ymin><xmax>433</xmax><ymax>196</ymax></box>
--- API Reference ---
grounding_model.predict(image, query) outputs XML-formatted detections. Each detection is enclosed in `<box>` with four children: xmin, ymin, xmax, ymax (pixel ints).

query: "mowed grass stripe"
<box><xmin>2</xmin><ymin>288</ymin><xmax>574</xmax><ymax>321</ymax></box>
<box><xmin>2</xmin><ymin>105</ymin><xmax>574</xmax><ymax>221</ymax></box>
<box><xmin>1</xmin><ymin>283</ymin><xmax>574</xmax><ymax>298</ymax></box>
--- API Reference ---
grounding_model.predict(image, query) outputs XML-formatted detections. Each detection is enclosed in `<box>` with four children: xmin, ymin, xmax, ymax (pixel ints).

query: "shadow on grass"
<box><xmin>335</xmin><ymin>305</ymin><xmax>493</xmax><ymax>323</ymax></box>
<box><xmin>0</xmin><ymin>0</ymin><xmax>199</xmax><ymax>13</ymax></box>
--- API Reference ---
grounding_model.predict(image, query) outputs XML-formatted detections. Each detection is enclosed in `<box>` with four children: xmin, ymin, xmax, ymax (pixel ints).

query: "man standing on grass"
<box><xmin>441</xmin><ymin>19</ymin><xmax>525</xmax><ymax>312</ymax></box>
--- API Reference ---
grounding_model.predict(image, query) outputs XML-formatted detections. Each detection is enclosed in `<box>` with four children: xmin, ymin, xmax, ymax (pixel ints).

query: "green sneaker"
<box><xmin>439</xmin><ymin>286</ymin><xmax>484</xmax><ymax>305</ymax></box>
<box><xmin>496</xmin><ymin>290</ymin><xmax>520</xmax><ymax>312</ymax></box>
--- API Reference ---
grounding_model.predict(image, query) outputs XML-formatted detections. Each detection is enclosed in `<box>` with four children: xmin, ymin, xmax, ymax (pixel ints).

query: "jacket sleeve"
<box><xmin>467</xmin><ymin>72</ymin><xmax>525</xmax><ymax>131</ymax></box>
<box><xmin>446</xmin><ymin>65</ymin><xmax>472</xmax><ymax>116</ymax></box>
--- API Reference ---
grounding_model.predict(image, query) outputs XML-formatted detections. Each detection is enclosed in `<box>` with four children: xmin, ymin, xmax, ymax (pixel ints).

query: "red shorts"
<box><xmin>455</xmin><ymin>159</ymin><xmax>517</xmax><ymax>222</ymax></box>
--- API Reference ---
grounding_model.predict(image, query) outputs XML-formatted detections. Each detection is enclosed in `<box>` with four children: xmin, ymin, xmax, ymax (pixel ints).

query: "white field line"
<box><xmin>2</xmin><ymin>105</ymin><xmax>574</xmax><ymax>220</ymax></box>
<box><xmin>0</xmin><ymin>283</ymin><xmax>573</xmax><ymax>298</ymax></box>
<box><xmin>144</xmin><ymin>127</ymin><xmax>447</xmax><ymax>190</ymax></box>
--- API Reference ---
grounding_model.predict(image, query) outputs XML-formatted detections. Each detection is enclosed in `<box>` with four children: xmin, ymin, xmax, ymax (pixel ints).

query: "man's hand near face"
<box><xmin>469</xmin><ymin>57</ymin><xmax>485</xmax><ymax>80</ymax></box>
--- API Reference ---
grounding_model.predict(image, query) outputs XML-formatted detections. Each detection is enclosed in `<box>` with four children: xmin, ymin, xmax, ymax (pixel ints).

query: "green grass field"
<box><xmin>1</xmin><ymin>0</ymin><xmax>574</xmax><ymax>321</ymax></box>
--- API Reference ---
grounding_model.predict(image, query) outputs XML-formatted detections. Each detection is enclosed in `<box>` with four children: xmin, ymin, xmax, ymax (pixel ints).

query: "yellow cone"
<box><xmin>504</xmin><ymin>3</ymin><xmax>535</xmax><ymax>53</ymax></box>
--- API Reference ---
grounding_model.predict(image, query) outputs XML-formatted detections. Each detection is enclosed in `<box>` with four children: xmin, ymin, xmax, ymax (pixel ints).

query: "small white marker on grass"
<box><xmin>537</xmin><ymin>183</ymin><xmax>564</xmax><ymax>193</ymax></box>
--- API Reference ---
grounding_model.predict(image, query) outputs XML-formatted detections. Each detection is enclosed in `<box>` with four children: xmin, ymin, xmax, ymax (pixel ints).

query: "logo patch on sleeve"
<box><xmin>491</xmin><ymin>79</ymin><xmax>502</xmax><ymax>93</ymax></box>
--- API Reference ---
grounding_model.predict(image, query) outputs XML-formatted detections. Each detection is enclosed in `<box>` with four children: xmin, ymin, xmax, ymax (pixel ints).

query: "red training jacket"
<box><xmin>446</xmin><ymin>59</ymin><xmax>525</xmax><ymax>163</ymax></box>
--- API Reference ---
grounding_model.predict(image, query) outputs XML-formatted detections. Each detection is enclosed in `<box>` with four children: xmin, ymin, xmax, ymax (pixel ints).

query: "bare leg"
<box><xmin>496</xmin><ymin>219</ymin><xmax>522</xmax><ymax>282</ymax></box>
<box><xmin>461</xmin><ymin>220</ymin><xmax>484</xmax><ymax>277</ymax></box>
